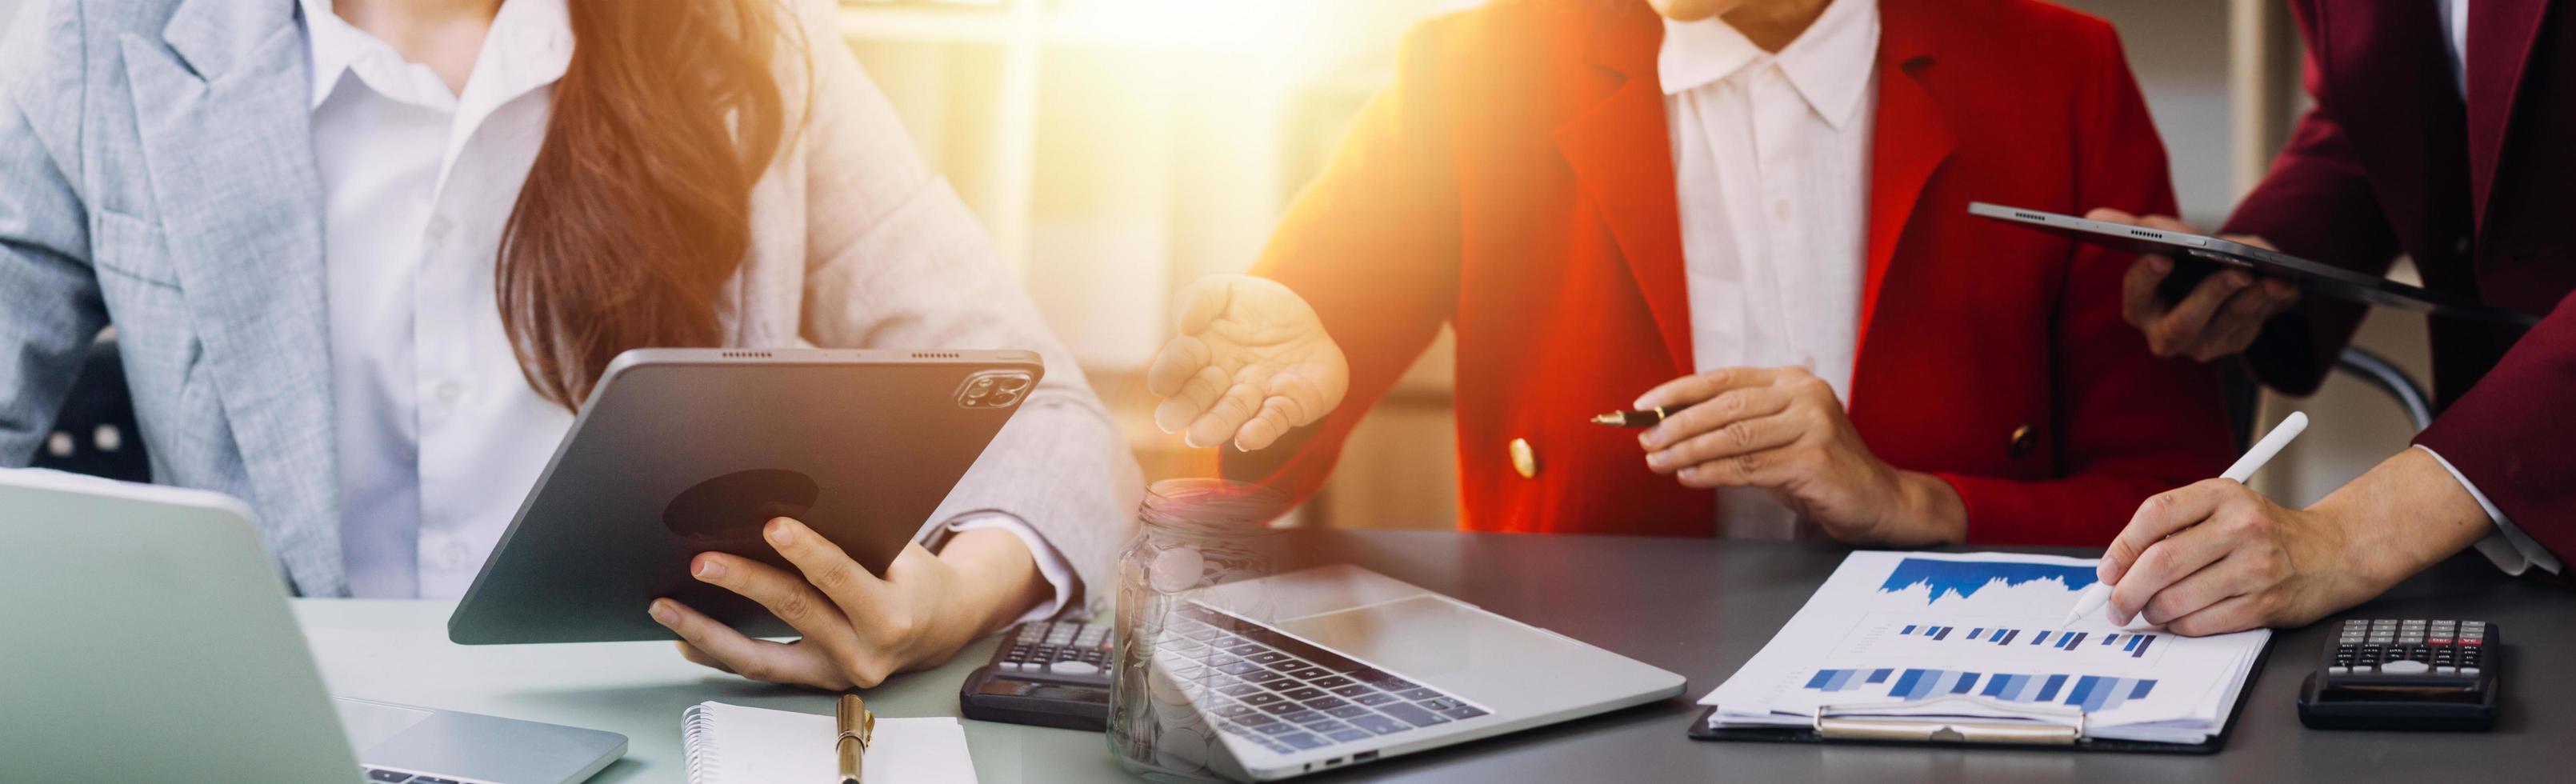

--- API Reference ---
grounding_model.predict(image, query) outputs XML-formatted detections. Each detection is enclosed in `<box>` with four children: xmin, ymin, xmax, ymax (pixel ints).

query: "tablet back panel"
<box><xmin>447</xmin><ymin>349</ymin><xmax>1042</xmax><ymax>643</ymax></box>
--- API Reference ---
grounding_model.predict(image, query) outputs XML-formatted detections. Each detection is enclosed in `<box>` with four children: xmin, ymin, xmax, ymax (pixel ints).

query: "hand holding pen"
<box><xmin>1597</xmin><ymin>366</ymin><xmax>1968</xmax><ymax>547</ymax></box>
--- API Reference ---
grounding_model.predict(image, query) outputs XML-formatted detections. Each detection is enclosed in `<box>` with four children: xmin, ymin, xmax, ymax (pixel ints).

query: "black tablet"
<box><xmin>448</xmin><ymin>348</ymin><xmax>1044</xmax><ymax>644</ymax></box>
<box><xmin>1969</xmin><ymin>202</ymin><xmax>2538</xmax><ymax>326</ymax></box>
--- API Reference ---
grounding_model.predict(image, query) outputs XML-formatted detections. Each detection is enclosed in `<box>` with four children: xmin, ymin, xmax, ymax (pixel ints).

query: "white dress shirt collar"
<box><xmin>1658</xmin><ymin>0</ymin><xmax>1880</xmax><ymax>130</ymax></box>
<box><xmin>299</xmin><ymin>0</ymin><xmax>572</xmax><ymax>115</ymax></box>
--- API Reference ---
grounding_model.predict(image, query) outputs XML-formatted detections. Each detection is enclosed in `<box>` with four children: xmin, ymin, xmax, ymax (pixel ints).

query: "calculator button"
<box><xmin>2436</xmin><ymin>666</ymin><xmax>2458</xmax><ymax>674</ymax></box>
<box><xmin>2462</xmin><ymin>667</ymin><xmax>2481</xmax><ymax>675</ymax></box>
<box><xmin>2327</xmin><ymin>666</ymin><xmax>2350</xmax><ymax>674</ymax></box>
<box><xmin>2381</xmin><ymin>660</ymin><xmax>2430</xmax><ymax>674</ymax></box>
<box><xmin>2459</xmin><ymin>638</ymin><xmax>2484</xmax><ymax>646</ymax></box>
<box><xmin>1053</xmin><ymin>662</ymin><xmax>1099</xmax><ymax>676</ymax></box>
<box><xmin>2427</xmin><ymin>638</ymin><xmax>2451</xmax><ymax>646</ymax></box>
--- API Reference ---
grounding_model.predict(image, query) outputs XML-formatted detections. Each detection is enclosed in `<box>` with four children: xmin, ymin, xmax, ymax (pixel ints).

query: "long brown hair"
<box><xmin>498</xmin><ymin>0</ymin><xmax>801</xmax><ymax>409</ymax></box>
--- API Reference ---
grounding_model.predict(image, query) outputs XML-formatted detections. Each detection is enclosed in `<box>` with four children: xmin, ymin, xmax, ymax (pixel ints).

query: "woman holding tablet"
<box><xmin>0</xmin><ymin>0</ymin><xmax>1136</xmax><ymax>689</ymax></box>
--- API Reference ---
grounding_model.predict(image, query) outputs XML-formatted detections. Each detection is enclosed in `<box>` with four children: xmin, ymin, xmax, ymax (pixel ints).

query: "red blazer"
<box><xmin>2227</xmin><ymin>0</ymin><xmax>2576</xmax><ymax>557</ymax></box>
<box><xmin>1226</xmin><ymin>0</ymin><xmax>2233</xmax><ymax>546</ymax></box>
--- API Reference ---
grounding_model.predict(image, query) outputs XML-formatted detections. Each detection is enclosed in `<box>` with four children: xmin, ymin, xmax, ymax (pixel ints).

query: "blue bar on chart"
<box><xmin>1959</xmin><ymin>672</ymin><xmax>2159</xmax><ymax>713</ymax></box>
<box><xmin>1802</xmin><ymin>668</ymin><xmax>1898</xmax><ymax>693</ymax></box>
<box><xmin>1844</xmin><ymin>669</ymin><xmax>1989</xmax><ymax>701</ymax></box>
<box><xmin>2062</xmin><ymin>675</ymin><xmax>2158</xmax><ymax>712</ymax></box>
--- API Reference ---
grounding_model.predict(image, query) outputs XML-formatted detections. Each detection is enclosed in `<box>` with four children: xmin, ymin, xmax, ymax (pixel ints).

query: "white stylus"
<box><xmin>2059</xmin><ymin>411</ymin><xmax>2310</xmax><ymax>627</ymax></box>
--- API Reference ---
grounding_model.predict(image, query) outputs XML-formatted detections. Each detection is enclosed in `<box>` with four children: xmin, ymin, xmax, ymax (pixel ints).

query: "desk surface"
<box><xmin>299</xmin><ymin>530</ymin><xmax>2572</xmax><ymax>782</ymax></box>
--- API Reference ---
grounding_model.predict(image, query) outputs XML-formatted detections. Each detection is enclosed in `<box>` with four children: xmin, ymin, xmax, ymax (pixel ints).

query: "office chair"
<box><xmin>2333</xmin><ymin>346</ymin><xmax>2435</xmax><ymax>432</ymax></box>
<box><xmin>31</xmin><ymin>338</ymin><xmax>153</xmax><ymax>482</ymax></box>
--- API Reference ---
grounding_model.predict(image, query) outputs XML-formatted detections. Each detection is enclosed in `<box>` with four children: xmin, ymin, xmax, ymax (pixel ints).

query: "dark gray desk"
<box><xmin>295</xmin><ymin>530</ymin><xmax>2569</xmax><ymax>782</ymax></box>
<box><xmin>1294</xmin><ymin>530</ymin><xmax>2570</xmax><ymax>782</ymax></box>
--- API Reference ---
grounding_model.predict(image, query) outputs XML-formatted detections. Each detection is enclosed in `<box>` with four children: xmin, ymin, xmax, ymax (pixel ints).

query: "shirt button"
<box><xmin>442</xmin><ymin>539</ymin><xmax>473</xmax><ymax>569</ymax></box>
<box><xmin>1760</xmin><ymin>67</ymin><xmax>1783</xmax><ymax>85</ymax></box>
<box><xmin>424</xmin><ymin>217</ymin><xmax>454</xmax><ymax>245</ymax></box>
<box><xmin>2008</xmin><ymin>424</ymin><xmax>2038</xmax><ymax>458</ymax></box>
<box><xmin>1509</xmin><ymin>438</ymin><xmax>1540</xmax><ymax>479</ymax></box>
<box><xmin>434</xmin><ymin>381</ymin><xmax>466</xmax><ymax>405</ymax></box>
<box><xmin>1774</xmin><ymin>198</ymin><xmax>1791</xmax><ymax>222</ymax></box>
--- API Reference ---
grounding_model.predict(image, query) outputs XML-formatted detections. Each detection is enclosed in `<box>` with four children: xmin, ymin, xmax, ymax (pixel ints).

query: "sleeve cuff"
<box><xmin>933</xmin><ymin>512</ymin><xmax>1081</xmax><ymax>624</ymax></box>
<box><xmin>2415</xmin><ymin>446</ymin><xmax>2564</xmax><ymax>577</ymax></box>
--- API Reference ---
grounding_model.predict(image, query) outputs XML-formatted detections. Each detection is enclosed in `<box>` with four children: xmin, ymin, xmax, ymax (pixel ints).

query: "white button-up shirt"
<box><xmin>300</xmin><ymin>0</ymin><xmax>1082</xmax><ymax>611</ymax></box>
<box><xmin>1659</xmin><ymin>0</ymin><xmax>1878</xmax><ymax>538</ymax></box>
<box><xmin>306</xmin><ymin>0</ymin><xmax>575</xmax><ymax>598</ymax></box>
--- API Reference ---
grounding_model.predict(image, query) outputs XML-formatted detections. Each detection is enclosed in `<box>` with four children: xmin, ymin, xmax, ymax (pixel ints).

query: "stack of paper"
<box><xmin>1698</xmin><ymin>551</ymin><xmax>2270</xmax><ymax>744</ymax></box>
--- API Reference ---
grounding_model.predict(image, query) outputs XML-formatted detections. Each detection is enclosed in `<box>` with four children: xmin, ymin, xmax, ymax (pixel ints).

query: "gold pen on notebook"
<box><xmin>1588</xmin><ymin>406</ymin><xmax>1669</xmax><ymax>428</ymax></box>
<box><xmin>837</xmin><ymin>694</ymin><xmax>874</xmax><ymax>784</ymax></box>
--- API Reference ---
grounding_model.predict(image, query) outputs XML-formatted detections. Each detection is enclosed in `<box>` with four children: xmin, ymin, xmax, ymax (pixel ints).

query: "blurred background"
<box><xmin>5</xmin><ymin>0</ymin><xmax>2433</xmax><ymax>530</ymax></box>
<box><xmin>831</xmin><ymin>0</ymin><xmax>2426</xmax><ymax>529</ymax></box>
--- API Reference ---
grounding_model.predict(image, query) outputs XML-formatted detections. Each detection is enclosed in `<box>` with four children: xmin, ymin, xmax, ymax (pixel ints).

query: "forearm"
<box><xmin>936</xmin><ymin>527</ymin><xmax>1053</xmax><ymax>638</ymax></box>
<box><xmin>2306</xmin><ymin>448</ymin><xmax>2494</xmax><ymax>586</ymax></box>
<box><xmin>1884</xmin><ymin>470</ymin><xmax>1968</xmax><ymax>547</ymax></box>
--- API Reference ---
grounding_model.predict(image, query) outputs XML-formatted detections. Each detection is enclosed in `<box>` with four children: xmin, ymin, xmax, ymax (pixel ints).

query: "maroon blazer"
<box><xmin>2225</xmin><ymin>0</ymin><xmax>2576</xmax><ymax>556</ymax></box>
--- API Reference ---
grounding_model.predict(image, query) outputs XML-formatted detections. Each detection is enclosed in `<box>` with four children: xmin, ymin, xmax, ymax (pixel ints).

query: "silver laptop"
<box><xmin>1141</xmin><ymin>564</ymin><xmax>1686</xmax><ymax>781</ymax></box>
<box><xmin>0</xmin><ymin>470</ymin><xmax>626</xmax><ymax>783</ymax></box>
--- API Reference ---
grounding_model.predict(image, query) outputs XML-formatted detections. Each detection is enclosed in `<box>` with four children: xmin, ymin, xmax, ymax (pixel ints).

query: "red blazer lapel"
<box><xmin>2466</xmin><ymin>0</ymin><xmax>2551</xmax><ymax>236</ymax></box>
<box><xmin>1554</xmin><ymin>2</ymin><xmax>1694</xmax><ymax>378</ymax></box>
<box><xmin>1858</xmin><ymin>2</ymin><xmax>1955</xmax><ymax>370</ymax></box>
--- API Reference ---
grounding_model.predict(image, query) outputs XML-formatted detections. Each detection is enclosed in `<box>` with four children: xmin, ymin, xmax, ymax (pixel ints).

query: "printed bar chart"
<box><xmin>1902</xmin><ymin>625</ymin><xmax>2158</xmax><ymax>657</ymax></box>
<box><xmin>1803</xmin><ymin>668</ymin><xmax>1897</xmax><ymax>693</ymax></box>
<box><xmin>1803</xmin><ymin>668</ymin><xmax>2160</xmax><ymax>713</ymax></box>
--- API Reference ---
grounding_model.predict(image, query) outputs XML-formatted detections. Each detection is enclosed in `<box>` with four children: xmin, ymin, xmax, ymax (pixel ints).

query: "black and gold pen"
<box><xmin>1589</xmin><ymin>407</ymin><xmax>1669</xmax><ymax>428</ymax></box>
<box><xmin>837</xmin><ymin>694</ymin><xmax>874</xmax><ymax>784</ymax></box>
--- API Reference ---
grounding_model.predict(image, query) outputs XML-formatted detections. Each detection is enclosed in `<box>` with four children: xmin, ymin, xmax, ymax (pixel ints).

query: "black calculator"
<box><xmin>2297</xmin><ymin>618</ymin><xmax>2501</xmax><ymax>730</ymax></box>
<box><xmin>958</xmin><ymin>619</ymin><xmax>1113</xmax><ymax>731</ymax></box>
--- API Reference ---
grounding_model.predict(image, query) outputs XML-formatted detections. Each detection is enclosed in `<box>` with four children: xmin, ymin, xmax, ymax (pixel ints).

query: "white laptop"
<box><xmin>1138</xmin><ymin>564</ymin><xmax>1688</xmax><ymax>780</ymax></box>
<box><xmin>0</xmin><ymin>469</ymin><xmax>626</xmax><ymax>783</ymax></box>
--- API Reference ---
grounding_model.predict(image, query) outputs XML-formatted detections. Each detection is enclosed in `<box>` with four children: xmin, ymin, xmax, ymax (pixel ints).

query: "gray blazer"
<box><xmin>0</xmin><ymin>0</ymin><xmax>1142</xmax><ymax>598</ymax></box>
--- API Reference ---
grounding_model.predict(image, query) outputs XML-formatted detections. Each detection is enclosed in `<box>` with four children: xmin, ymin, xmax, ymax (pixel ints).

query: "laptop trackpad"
<box><xmin>334</xmin><ymin>698</ymin><xmax>435</xmax><ymax>753</ymax></box>
<box><xmin>1276</xmin><ymin>594</ymin><xmax>1514</xmax><ymax>681</ymax></box>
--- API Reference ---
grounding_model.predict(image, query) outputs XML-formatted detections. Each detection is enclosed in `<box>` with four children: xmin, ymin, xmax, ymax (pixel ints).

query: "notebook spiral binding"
<box><xmin>681</xmin><ymin>703</ymin><xmax>722</xmax><ymax>784</ymax></box>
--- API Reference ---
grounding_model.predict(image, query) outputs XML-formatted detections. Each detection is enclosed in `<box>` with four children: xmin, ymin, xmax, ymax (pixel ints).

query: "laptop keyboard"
<box><xmin>1156</xmin><ymin>602</ymin><xmax>1489</xmax><ymax>755</ymax></box>
<box><xmin>363</xmin><ymin>768</ymin><xmax>473</xmax><ymax>783</ymax></box>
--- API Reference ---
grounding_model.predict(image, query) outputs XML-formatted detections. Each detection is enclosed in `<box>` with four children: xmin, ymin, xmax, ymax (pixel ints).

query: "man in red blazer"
<box><xmin>2090</xmin><ymin>0</ymin><xmax>2576</xmax><ymax>635</ymax></box>
<box><xmin>1146</xmin><ymin>0</ymin><xmax>2234</xmax><ymax>546</ymax></box>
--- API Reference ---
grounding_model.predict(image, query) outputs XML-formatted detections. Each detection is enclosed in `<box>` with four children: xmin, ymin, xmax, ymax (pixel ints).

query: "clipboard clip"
<box><xmin>1813</xmin><ymin>694</ymin><xmax>2087</xmax><ymax>746</ymax></box>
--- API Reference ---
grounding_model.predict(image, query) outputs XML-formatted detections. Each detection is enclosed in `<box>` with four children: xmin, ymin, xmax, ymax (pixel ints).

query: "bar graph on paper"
<box><xmin>1891</xmin><ymin>624</ymin><xmax>2159</xmax><ymax>658</ymax></box>
<box><xmin>1802</xmin><ymin>667</ymin><xmax>2159</xmax><ymax>713</ymax></box>
<box><xmin>1833</xmin><ymin>615</ymin><xmax>2170</xmax><ymax>667</ymax></box>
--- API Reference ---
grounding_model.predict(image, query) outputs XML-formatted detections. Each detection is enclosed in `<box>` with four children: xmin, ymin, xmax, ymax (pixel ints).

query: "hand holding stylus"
<box><xmin>2063</xmin><ymin>412</ymin><xmax>2306</xmax><ymax>628</ymax></box>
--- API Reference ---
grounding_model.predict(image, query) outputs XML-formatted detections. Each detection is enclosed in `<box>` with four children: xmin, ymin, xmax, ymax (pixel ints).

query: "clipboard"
<box><xmin>1686</xmin><ymin>638</ymin><xmax>2274</xmax><ymax>754</ymax></box>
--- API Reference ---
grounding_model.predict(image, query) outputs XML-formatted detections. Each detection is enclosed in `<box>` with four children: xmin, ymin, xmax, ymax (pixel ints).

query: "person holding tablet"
<box><xmin>1145</xmin><ymin>0</ymin><xmax>2234</xmax><ymax>546</ymax></box>
<box><xmin>2083</xmin><ymin>0</ymin><xmax>2576</xmax><ymax>637</ymax></box>
<box><xmin>0</xmin><ymin>0</ymin><xmax>1137</xmax><ymax>690</ymax></box>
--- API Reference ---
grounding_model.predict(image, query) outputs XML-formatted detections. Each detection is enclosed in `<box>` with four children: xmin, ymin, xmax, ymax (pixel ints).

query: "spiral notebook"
<box><xmin>681</xmin><ymin>702</ymin><xmax>980</xmax><ymax>784</ymax></box>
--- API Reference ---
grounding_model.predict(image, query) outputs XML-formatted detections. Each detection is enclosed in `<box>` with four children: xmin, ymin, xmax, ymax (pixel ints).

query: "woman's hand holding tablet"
<box><xmin>650</xmin><ymin>518</ymin><xmax>1048</xmax><ymax>689</ymax></box>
